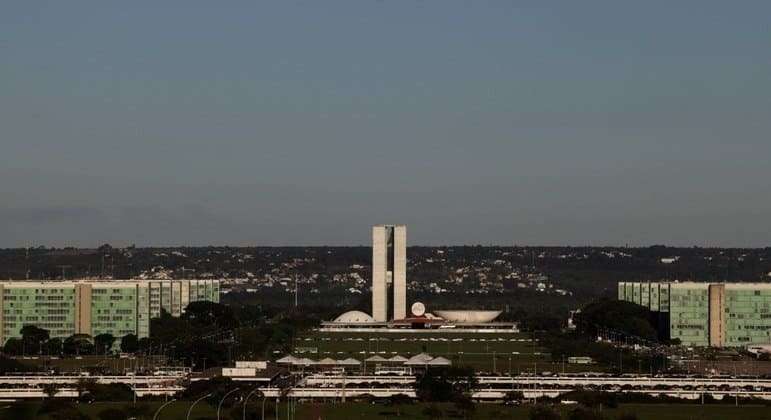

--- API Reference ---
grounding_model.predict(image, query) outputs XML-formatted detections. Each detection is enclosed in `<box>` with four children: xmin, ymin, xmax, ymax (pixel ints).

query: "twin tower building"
<box><xmin>371</xmin><ymin>225</ymin><xmax>407</xmax><ymax>322</ymax></box>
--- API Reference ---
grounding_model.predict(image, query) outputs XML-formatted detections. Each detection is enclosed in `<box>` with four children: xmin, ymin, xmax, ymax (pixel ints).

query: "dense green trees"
<box><xmin>63</xmin><ymin>334</ymin><xmax>94</xmax><ymax>356</ymax></box>
<box><xmin>576</xmin><ymin>299</ymin><xmax>659</xmax><ymax>341</ymax></box>
<box><xmin>119</xmin><ymin>333</ymin><xmax>138</xmax><ymax>353</ymax></box>
<box><xmin>75</xmin><ymin>378</ymin><xmax>133</xmax><ymax>402</ymax></box>
<box><xmin>2</xmin><ymin>327</ymin><xmax>117</xmax><ymax>357</ymax></box>
<box><xmin>2</xmin><ymin>338</ymin><xmax>24</xmax><ymax>355</ymax></box>
<box><xmin>2</xmin><ymin>326</ymin><xmax>53</xmax><ymax>356</ymax></box>
<box><xmin>94</xmin><ymin>333</ymin><xmax>116</xmax><ymax>355</ymax></box>
<box><xmin>140</xmin><ymin>302</ymin><xmax>315</xmax><ymax>369</ymax></box>
<box><xmin>415</xmin><ymin>366</ymin><xmax>477</xmax><ymax>403</ymax></box>
<box><xmin>21</xmin><ymin>325</ymin><xmax>50</xmax><ymax>353</ymax></box>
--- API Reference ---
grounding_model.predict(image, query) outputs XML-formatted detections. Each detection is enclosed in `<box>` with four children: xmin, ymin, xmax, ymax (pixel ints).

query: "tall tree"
<box><xmin>2</xmin><ymin>338</ymin><xmax>24</xmax><ymax>356</ymax></box>
<box><xmin>94</xmin><ymin>334</ymin><xmax>116</xmax><ymax>355</ymax></box>
<box><xmin>63</xmin><ymin>334</ymin><xmax>94</xmax><ymax>356</ymax></box>
<box><xmin>120</xmin><ymin>334</ymin><xmax>139</xmax><ymax>353</ymax></box>
<box><xmin>21</xmin><ymin>325</ymin><xmax>50</xmax><ymax>355</ymax></box>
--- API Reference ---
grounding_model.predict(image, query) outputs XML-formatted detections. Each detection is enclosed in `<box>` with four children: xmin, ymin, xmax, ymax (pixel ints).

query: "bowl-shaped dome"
<box><xmin>434</xmin><ymin>310</ymin><xmax>502</xmax><ymax>323</ymax></box>
<box><xmin>333</xmin><ymin>310</ymin><xmax>376</xmax><ymax>323</ymax></box>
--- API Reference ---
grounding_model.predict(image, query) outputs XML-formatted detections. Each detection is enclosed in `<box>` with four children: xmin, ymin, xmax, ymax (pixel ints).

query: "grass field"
<box><xmin>293</xmin><ymin>402</ymin><xmax>771</xmax><ymax>419</ymax></box>
<box><xmin>3</xmin><ymin>401</ymin><xmax>770</xmax><ymax>420</ymax></box>
<box><xmin>14</xmin><ymin>355</ymin><xmax>168</xmax><ymax>374</ymax></box>
<box><xmin>294</xmin><ymin>331</ymin><xmax>597</xmax><ymax>374</ymax></box>
<box><xmin>0</xmin><ymin>400</ymin><xmax>218</xmax><ymax>420</ymax></box>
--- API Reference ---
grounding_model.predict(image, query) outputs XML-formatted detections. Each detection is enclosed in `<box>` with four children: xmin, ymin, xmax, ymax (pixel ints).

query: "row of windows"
<box><xmin>34</xmin><ymin>295</ymin><xmax>65</xmax><ymax>301</ymax></box>
<box><xmin>3</xmin><ymin>289</ymin><xmax>70</xmax><ymax>294</ymax></box>
<box><xmin>2</xmin><ymin>310</ymin><xmax>24</xmax><ymax>315</ymax></box>
<box><xmin>93</xmin><ymin>288</ymin><xmax>131</xmax><ymax>294</ymax></box>
<box><xmin>728</xmin><ymin>325</ymin><xmax>771</xmax><ymax>331</ymax></box>
<box><xmin>33</xmin><ymin>302</ymin><xmax>72</xmax><ymax>308</ymax></box>
<box><xmin>97</xmin><ymin>315</ymin><xmax>131</xmax><ymax>321</ymax></box>
<box><xmin>674</xmin><ymin>324</ymin><xmax>705</xmax><ymax>330</ymax></box>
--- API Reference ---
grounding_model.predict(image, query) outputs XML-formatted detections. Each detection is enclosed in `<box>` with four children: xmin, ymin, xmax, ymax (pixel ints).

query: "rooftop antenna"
<box><xmin>294</xmin><ymin>274</ymin><xmax>299</xmax><ymax>307</ymax></box>
<box><xmin>57</xmin><ymin>265</ymin><xmax>71</xmax><ymax>280</ymax></box>
<box><xmin>25</xmin><ymin>245</ymin><xmax>30</xmax><ymax>280</ymax></box>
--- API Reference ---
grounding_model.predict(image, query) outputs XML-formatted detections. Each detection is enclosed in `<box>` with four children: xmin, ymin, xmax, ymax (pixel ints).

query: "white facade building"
<box><xmin>371</xmin><ymin>225</ymin><xmax>407</xmax><ymax>321</ymax></box>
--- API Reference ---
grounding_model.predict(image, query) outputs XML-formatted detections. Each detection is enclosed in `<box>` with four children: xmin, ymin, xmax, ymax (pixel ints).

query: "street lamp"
<box><xmin>187</xmin><ymin>393</ymin><xmax>213</xmax><ymax>420</ymax></box>
<box><xmin>152</xmin><ymin>398</ymin><xmax>176</xmax><ymax>420</ymax></box>
<box><xmin>243</xmin><ymin>388</ymin><xmax>262</xmax><ymax>420</ymax></box>
<box><xmin>218</xmin><ymin>388</ymin><xmax>241</xmax><ymax>420</ymax></box>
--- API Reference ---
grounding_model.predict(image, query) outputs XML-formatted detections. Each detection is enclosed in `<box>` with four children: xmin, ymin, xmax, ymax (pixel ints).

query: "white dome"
<box><xmin>434</xmin><ymin>310</ymin><xmax>502</xmax><ymax>323</ymax></box>
<box><xmin>333</xmin><ymin>310</ymin><xmax>376</xmax><ymax>323</ymax></box>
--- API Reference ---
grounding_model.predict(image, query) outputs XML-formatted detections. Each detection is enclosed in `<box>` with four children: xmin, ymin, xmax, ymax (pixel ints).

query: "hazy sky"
<box><xmin>2</xmin><ymin>1</ymin><xmax>771</xmax><ymax>247</ymax></box>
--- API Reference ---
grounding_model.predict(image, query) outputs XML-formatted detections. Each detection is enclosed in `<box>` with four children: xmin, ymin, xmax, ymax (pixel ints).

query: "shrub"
<box><xmin>529</xmin><ymin>404</ymin><xmax>561</xmax><ymax>420</ymax></box>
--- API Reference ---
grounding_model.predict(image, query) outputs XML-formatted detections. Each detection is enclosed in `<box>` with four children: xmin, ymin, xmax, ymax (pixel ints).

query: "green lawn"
<box><xmin>13</xmin><ymin>355</ymin><xmax>168</xmax><ymax>374</ymax></box>
<box><xmin>0</xmin><ymin>400</ymin><xmax>219</xmax><ymax>420</ymax></box>
<box><xmin>294</xmin><ymin>331</ymin><xmax>597</xmax><ymax>374</ymax></box>
<box><xmin>294</xmin><ymin>402</ymin><xmax>771</xmax><ymax>420</ymax></box>
<box><xmin>3</xmin><ymin>401</ymin><xmax>770</xmax><ymax>420</ymax></box>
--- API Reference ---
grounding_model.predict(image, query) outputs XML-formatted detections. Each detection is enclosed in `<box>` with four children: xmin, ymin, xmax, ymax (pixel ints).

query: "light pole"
<box><xmin>152</xmin><ymin>398</ymin><xmax>176</xmax><ymax>420</ymax></box>
<box><xmin>218</xmin><ymin>388</ymin><xmax>241</xmax><ymax>420</ymax></box>
<box><xmin>243</xmin><ymin>388</ymin><xmax>261</xmax><ymax>420</ymax></box>
<box><xmin>187</xmin><ymin>393</ymin><xmax>213</xmax><ymax>420</ymax></box>
<box><xmin>261</xmin><ymin>395</ymin><xmax>268</xmax><ymax>420</ymax></box>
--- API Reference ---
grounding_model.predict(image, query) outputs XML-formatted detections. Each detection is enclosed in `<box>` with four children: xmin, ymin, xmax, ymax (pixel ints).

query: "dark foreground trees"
<box><xmin>415</xmin><ymin>366</ymin><xmax>478</xmax><ymax>403</ymax></box>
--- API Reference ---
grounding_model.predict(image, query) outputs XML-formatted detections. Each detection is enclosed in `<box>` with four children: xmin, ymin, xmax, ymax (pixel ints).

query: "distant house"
<box><xmin>568</xmin><ymin>356</ymin><xmax>594</xmax><ymax>364</ymax></box>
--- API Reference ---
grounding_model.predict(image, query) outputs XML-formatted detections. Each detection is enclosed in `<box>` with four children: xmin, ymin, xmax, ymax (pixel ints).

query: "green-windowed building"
<box><xmin>0</xmin><ymin>279</ymin><xmax>220</xmax><ymax>345</ymax></box>
<box><xmin>619</xmin><ymin>281</ymin><xmax>771</xmax><ymax>347</ymax></box>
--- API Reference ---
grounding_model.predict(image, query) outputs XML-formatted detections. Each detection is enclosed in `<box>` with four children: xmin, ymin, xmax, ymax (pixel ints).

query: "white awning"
<box><xmin>427</xmin><ymin>356</ymin><xmax>452</xmax><ymax>366</ymax></box>
<box><xmin>276</xmin><ymin>355</ymin><xmax>299</xmax><ymax>364</ymax></box>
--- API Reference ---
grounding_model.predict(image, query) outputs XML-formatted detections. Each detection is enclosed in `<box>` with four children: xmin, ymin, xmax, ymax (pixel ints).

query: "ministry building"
<box><xmin>0</xmin><ymin>279</ymin><xmax>220</xmax><ymax>345</ymax></box>
<box><xmin>619</xmin><ymin>281</ymin><xmax>771</xmax><ymax>347</ymax></box>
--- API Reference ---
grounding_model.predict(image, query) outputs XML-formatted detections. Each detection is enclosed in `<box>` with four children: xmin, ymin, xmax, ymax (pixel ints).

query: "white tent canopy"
<box><xmin>427</xmin><ymin>356</ymin><xmax>452</xmax><ymax>366</ymax></box>
<box><xmin>405</xmin><ymin>353</ymin><xmax>434</xmax><ymax>365</ymax></box>
<box><xmin>388</xmin><ymin>355</ymin><xmax>408</xmax><ymax>363</ymax></box>
<box><xmin>339</xmin><ymin>358</ymin><xmax>361</xmax><ymax>366</ymax></box>
<box><xmin>276</xmin><ymin>355</ymin><xmax>299</xmax><ymax>364</ymax></box>
<box><xmin>365</xmin><ymin>355</ymin><xmax>388</xmax><ymax>363</ymax></box>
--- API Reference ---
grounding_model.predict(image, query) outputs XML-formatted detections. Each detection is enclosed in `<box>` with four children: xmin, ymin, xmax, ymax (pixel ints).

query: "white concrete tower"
<box><xmin>371</xmin><ymin>224</ymin><xmax>407</xmax><ymax>322</ymax></box>
<box><xmin>393</xmin><ymin>225</ymin><xmax>407</xmax><ymax>320</ymax></box>
<box><xmin>372</xmin><ymin>226</ymin><xmax>388</xmax><ymax>322</ymax></box>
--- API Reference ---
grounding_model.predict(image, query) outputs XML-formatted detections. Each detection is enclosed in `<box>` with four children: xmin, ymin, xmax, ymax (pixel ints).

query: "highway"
<box><xmin>0</xmin><ymin>374</ymin><xmax>186</xmax><ymax>399</ymax></box>
<box><xmin>281</xmin><ymin>374</ymin><xmax>771</xmax><ymax>401</ymax></box>
<box><xmin>3</xmin><ymin>372</ymin><xmax>771</xmax><ymax>401</ymax></box>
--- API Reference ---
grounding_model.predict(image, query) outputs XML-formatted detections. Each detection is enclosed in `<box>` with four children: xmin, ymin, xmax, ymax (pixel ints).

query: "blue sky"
<box><xmin>2</xmin><ymin>1</ymin><xmax>770</xmax><ymax>247</ymax></box>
